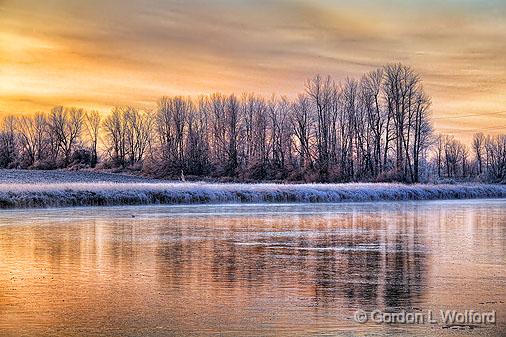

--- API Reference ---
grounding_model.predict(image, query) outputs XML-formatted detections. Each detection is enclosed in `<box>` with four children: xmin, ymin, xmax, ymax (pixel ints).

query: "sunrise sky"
<box><xmin>1</xmin><ymin>0</ymin><xmax>505</xmax><ymax>139</ymax></box>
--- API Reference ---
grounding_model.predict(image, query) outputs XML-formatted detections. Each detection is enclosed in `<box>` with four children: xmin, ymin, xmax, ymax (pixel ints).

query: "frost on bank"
<box><xmin>0</xmin><ymin>182</ymin><xmax>505</xmax><ymax>209</ymax></box>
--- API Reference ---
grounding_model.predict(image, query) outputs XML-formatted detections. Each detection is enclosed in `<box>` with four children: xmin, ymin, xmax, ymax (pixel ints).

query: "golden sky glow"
<box><xmin>1</xmin><ymin>0</ymin><xmax>505</xmax><ymax>139</ymax></box>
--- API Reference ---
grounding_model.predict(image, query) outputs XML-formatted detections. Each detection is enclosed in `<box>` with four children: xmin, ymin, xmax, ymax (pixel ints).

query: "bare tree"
<box><xmin>155</xmin><ymin>96</ymin><xmax>190</xmax><ymax>174</ymax></box>
<box><xmin>360</xmin><ymin>69</ymin><xmax>385</xmax><ymax>176</ymax></box>
<box><xmin>306</xmin><ymin>75</ymin><xmax>335</xmax><ymax>181</ymax></box>
<box><xmin>48</xmin><ymin>106</ymin><xmax>84</xmax><ymax>166</ymax></box>
<box><xmin>85</xmin><ymin>110</ymin><xmax>101</xmax><ymax>167</ymax></box>
<box><xmin>0</xmin><ymin>116</ymin><xmax>17</xmax><ymax>168</ymax></box>
<box><xmin>3</xmin><ymin>63</ymin><xmax>502</xmax><ymax>184</ymax></box>
<box><xmin>484</xmin><ymin>135</ymin><xmax>506</xmax><ymax>182</ymax></box>
<box><xmin>186</xmin><ymin>96</ymin><xmax>210</xmax><ymax>175</ymax></box>
<box><xmin>291</xmin><ymin>94</ymin><xmax>313</xmax><ymax>171</ymax></box>
<box><xmin>16</xmin><ymin>115</ymin><xmax>39</xmax><ymax>166</ymax></box>
<box><xmin>472</xmin><ymin>133</ymin><xmax>485</xmax><ymax>175</ymax></box>
<box><xmin>225</xmin><ymin>95</ymin><xmax>241</xmax><ymax>176</ymax></box>
<box><xmin>434</xmin><ymin>134</ymin><xmax>444</xmax><ymax>178</ymax></box>
<box><xmin>103</xmin><ymin>106</ymin><xmax>127</xmax><ymax>167</ymax></box>
<box><xmin>125</xmin><ymin>107</ymin><xmax>152</xmax><ymax>165</ymax></box>
<box><xmin>383</xmin><ymin>64</ymin><xmax>431</xmax><ymax>182</ymax></box>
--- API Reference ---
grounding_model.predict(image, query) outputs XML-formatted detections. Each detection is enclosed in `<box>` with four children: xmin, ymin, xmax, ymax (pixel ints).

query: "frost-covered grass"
<box><xmin>0</xmin><ymin>170</ymin><xmax>505</xmax><ymax>208</ymax></box>
<box><xmin>0</xmin><ymin>169</ymin><xmax>164</xmax><ymax>184</ymax></box>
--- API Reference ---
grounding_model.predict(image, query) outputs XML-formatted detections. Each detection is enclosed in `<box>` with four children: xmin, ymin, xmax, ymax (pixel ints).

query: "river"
<box><xmin>0</xmin><ymin>200</ymin><xmax>505</xmax><ymax>336</ymax></box>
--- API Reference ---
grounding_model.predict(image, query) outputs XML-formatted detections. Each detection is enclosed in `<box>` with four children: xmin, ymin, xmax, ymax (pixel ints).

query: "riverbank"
<box><xmin>0</xmin><ymin>170</ymin><xmax>505</xmax><ymax>209</ymax></box>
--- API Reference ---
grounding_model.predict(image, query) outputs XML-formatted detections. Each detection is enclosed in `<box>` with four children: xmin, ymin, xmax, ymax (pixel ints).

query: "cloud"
<box><xmin>0</xmin><ymin>0</ymin><xmax>505</xmax><ymax>139</ymax></box>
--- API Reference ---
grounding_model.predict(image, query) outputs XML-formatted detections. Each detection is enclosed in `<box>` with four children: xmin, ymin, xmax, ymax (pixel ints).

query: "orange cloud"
<box><xmin>0</xmin><ymin>0</ymin><xmax>505</xmax><ymax>141</ymax></box>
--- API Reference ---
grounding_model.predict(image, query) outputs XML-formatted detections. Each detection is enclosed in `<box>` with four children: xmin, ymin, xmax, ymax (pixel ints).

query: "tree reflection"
<box><xmin>154</xmin><ymin>206</ymin><xmax>429</xmax><ymax>311</ymax></box>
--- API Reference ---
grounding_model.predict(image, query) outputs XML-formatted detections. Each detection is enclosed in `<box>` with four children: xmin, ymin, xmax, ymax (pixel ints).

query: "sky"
<box><xmin>1</xmin><ymin>0</ymin><xmax>505</xmax><ymax>140</ymax></box>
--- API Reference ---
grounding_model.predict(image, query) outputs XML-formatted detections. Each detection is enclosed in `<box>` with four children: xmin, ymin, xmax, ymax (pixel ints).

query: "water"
<box><xmin>0</xmin><ymin>200</ymin><xmax>505</xmax><ymax>336</ymax></box>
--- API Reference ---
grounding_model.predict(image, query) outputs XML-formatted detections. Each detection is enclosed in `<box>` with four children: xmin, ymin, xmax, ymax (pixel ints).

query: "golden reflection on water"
<box><xmin>0</xmin><ymin>200</ymin><xmax>505</xmax><ymax>336</ymax></box>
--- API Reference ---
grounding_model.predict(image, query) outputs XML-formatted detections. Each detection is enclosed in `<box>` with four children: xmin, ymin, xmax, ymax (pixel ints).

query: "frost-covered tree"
<box><xmin>2</xmin><ymin>63</ymin><xmax>504</xmax><ymax>183</ymax></box>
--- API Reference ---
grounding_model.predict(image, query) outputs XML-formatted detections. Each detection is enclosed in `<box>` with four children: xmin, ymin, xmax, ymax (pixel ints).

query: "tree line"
<box><xmin>0</xmin><ymin>63</ymin><xmax>505</xmax><ymax>183</ymax></box>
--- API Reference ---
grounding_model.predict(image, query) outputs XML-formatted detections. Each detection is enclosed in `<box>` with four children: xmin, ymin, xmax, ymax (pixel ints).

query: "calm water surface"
<box><xmin>0</xmin><ymin>200</ymin><xmax>505</xmax><ymax>336</ymax></box>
